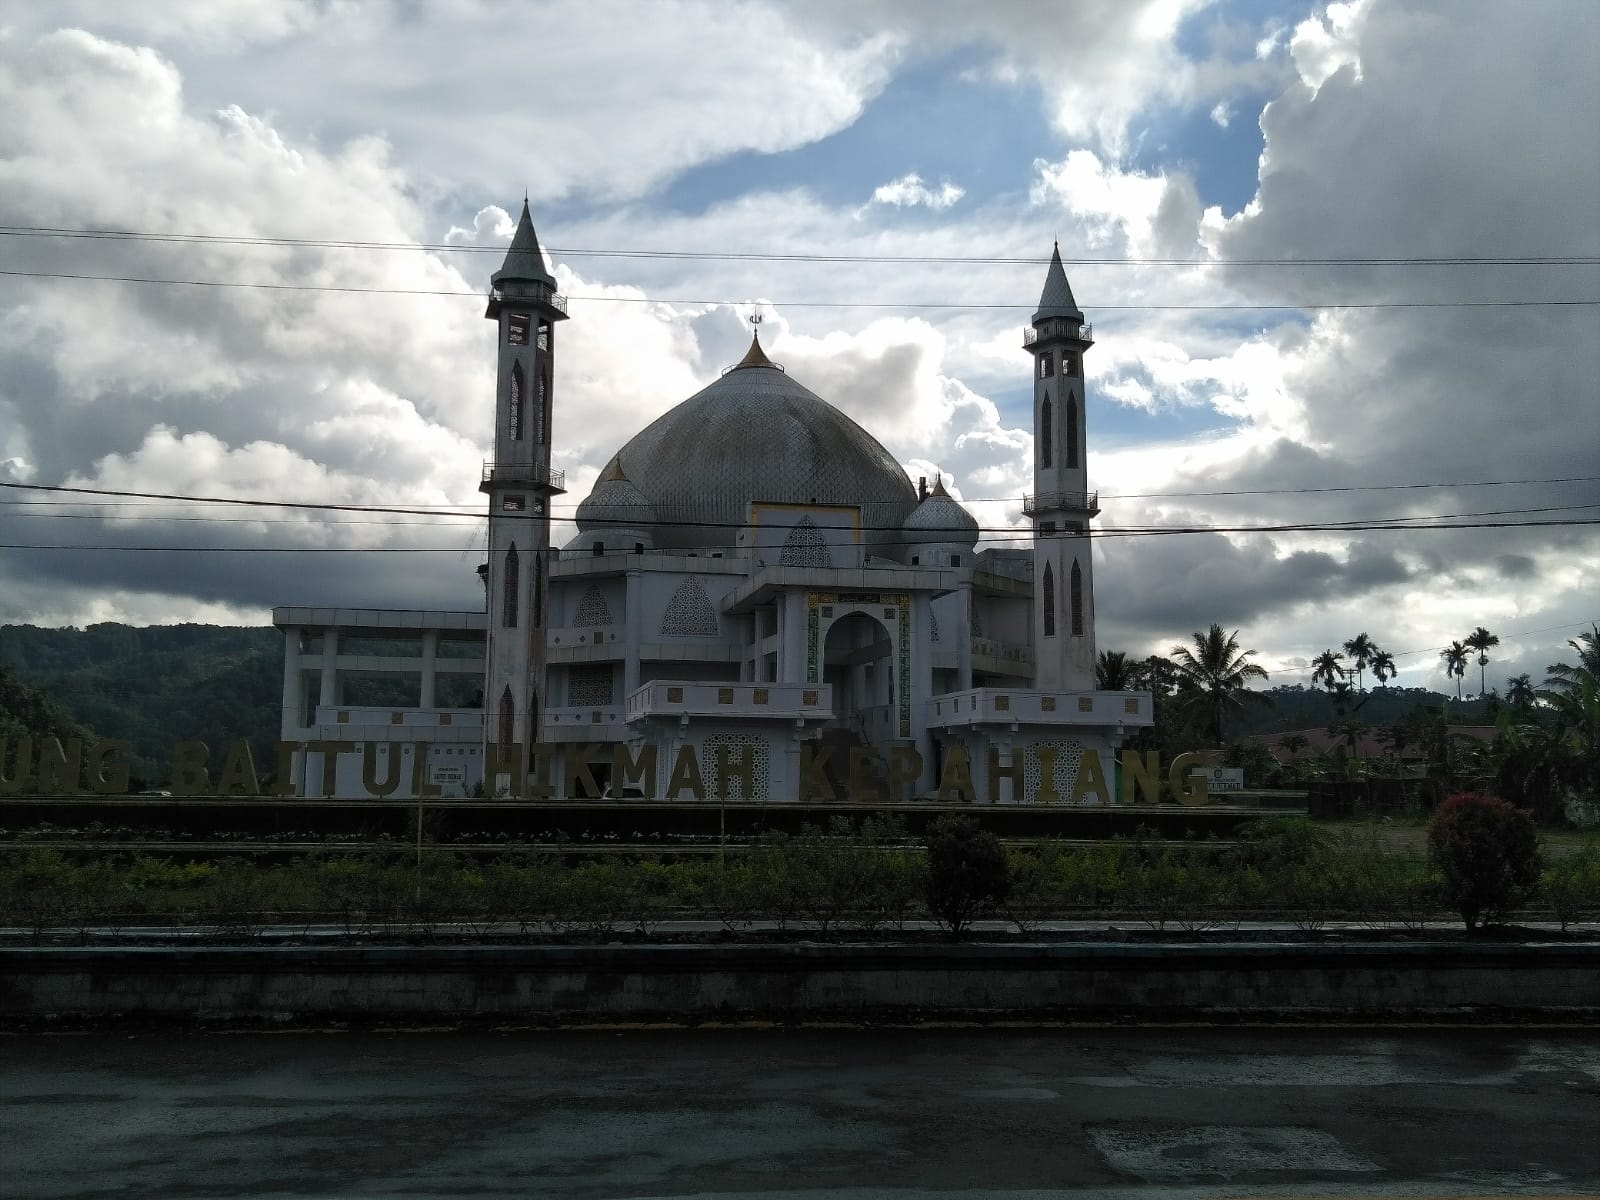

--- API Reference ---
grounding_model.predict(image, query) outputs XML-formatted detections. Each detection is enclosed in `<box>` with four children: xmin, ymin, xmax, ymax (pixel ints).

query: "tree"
<box><xmin>1543</xmin><ymin>623</ymin><xmax>1600</xmax><ymax>698</ymax></box>
<box><xmin>1505</xmin><ymin>673</ymin><xmax>1538</xmax><ymax>717</ymax></box>
<box><xmin>1094</xmin><ymin>650</ymin><xmax>1132</xmax><ymax>691</ymax></box>
<box><xmin>1463</xmin><ymin>626</ymin><xmax>1500</xmax><ymax>697</ymax></box>
<box><xmin>923</xmin><ymin>816</ymin><xmax>1009</xmax><ymax>937</ymax></box>
<box><xmin>1342</xmin><ymin>633</ymin><xmax>1376</xmax><ymax>692</ymax></box>
<box><xmin>1441</xmin><ymin>641</ymin><xmax>1469</xmax><ymax>700</ymax></box>
<box><xmin>1169</xmin><ymin>624</ymin><xmax>1271</xmax><ymax>745</ymax></box>
<box><xmin>1280</xmin><ymin>732</ymin><xmax>1309</xmax><ymax>759</ymax></box>
<box><xmin>1311</xmin><ymin>649</ymin><xmax>1346</xmax><ymax>692</ymax></box>
<box><xmin>1427</xmin><ymin>792</ymin><xmax>1540</xmax><ymax>930</ymax></box>
<box><xmin>1369</xmin><ymin>648</ymin><xmax>1397</xmax><ymax>689</ymax></box>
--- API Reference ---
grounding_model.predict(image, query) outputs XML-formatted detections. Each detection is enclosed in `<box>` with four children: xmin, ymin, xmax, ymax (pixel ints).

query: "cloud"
<box><xmin>870</xmin><ymin>173</ymin><xmax>965</xmax><ymax>210</ymax></box>
<box><xmin>1208</xmin><ymin>101</ymin><xmax>1232</xmax><ymax>128</ymax></box>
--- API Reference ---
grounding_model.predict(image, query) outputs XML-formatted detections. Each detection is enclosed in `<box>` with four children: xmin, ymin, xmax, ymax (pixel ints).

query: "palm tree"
<box><xmin>1543</xmin><ymin>623</ymin><xmax>1600</xmax><ymax>697</ymax></box>
<box><xmin>1441</xmin><ymin>641</ymin><xmax>1469</xmax><ymax>700</ymax></box>
<box><xmin>1505</xmin><ymin>673</ymin><xmax>1538</xmax><ymax>717</ymax></box>
<box><xmin>1094</xmin><ymin>650</ymin><xmax>1133</xmax><ymax>691</ymax></box>
<box><xmin>1370</xmin><ymin>648</ymin><xmax>1397</xmax><ymax>688</ymax></box>
<box><xmin>1169</xmin><ymin>624</ymin><xmax>1271</xmax><ymax>745</ymax></box>
<box><xmin>1342</xmin><ymin>633</ymin><xmax>1376</xmax><ymax>691</ymax></box>
<box><xmin>1280</xmin><ymin>731</ymin><xmax>1309</xmax><ymax>760</ymax></box>
<box><xmin>1463</xmin><ymin>626</ymin><xmax>1500</xmax><ymax>696</ymax></box>
<box><xmin>1311</xmin><ymin>649</ymin><xmax>1346</xmax><ymax>691</ymax></box>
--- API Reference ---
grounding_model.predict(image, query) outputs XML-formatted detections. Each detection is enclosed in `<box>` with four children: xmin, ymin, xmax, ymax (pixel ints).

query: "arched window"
<box><xmin>1070</xmin><ymin>559</ymin><xmax>1084</xmax><ymax>636</ymax></box>
<box><xmin>1066</xmin><ymin>395</ymin><xmax>1079</xmax><ymax>468</ymax></box>
<box><xmin>533</xmin><ymin>550</ymin><xmax>543</xmax><ymax>627</ymax></box>
<box><xmin>498</xmin><ymin>687</ymin><xmax>515</xmax><ymax>754</ymax></box>
<box><xmin>537</xmin><ymin>370</ymin><xmax>550</xmax><ymax>444</ymax></box>
<box><xmin>1042</xmin><ymin>562</ymin><xmax>1056</xmax><ymax>637</ymax></box>
<box><xmin>503</xmin><ymin>543</ymin><xmax>519</xmax><ymax>628</ymax></box>
<box><xmin>1038</xmin><ymin>353</ymin><xmax>1054</xmax><ymax>379</ymax></box>
<box><xmin>1039</xmin><ymin>393</ymin><xmax>1052</xmax><ymax>469</ymax></box>
<box><xmin>508</xmin><ymin>362</ymin><xmax>525</xmax><ymax>441</ymax></box>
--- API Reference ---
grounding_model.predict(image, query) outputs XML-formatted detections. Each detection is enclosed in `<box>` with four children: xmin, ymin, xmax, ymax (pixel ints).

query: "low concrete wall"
<box><xmin>2</xmin><ymin>942</ymin><xmax>1596</xmax><ymax>1023</ymax></box>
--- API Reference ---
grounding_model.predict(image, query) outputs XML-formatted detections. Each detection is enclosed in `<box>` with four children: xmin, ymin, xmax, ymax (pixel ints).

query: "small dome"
<box><xmin>903</xmin><ymin>477</ymin><xmax>978</xmax><ymax>548</ymax></box>
<box><xmin>575</xmin><ymin>458</ymin><xmax>653</xmax><ymax>531</ymax></box>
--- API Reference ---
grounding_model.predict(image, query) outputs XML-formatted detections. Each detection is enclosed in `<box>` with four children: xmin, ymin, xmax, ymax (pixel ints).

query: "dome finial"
<box><xmin>730</xmin><ymin>312</ymin><xmax>781</xmax><ymax>371</ymax></box>
<box><xmin>930</xmin><ymin>472</ymin><xmax>950</xmax><ymax>498</ymax></box>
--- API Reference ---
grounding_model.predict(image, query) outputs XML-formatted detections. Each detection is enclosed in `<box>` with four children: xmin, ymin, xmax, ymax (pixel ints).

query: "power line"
<box><xmin>3</xmin><ymin>516</ymin><xmax>1597</xmax><ymax>555</ymax></box>
<box><xmin>6</xmin><ymin>475</ymin><xmax>1598</xmax><ymax>519</ymax></box>
<box><xmin>4</xmin><ymin>224</ymin><xmax>1597</xmax><ymax>267</ymax></box>
<box><xmin>0</xmin><ymin>267</ymin><xmax>1593</xmax><ymax>311</ymax></box>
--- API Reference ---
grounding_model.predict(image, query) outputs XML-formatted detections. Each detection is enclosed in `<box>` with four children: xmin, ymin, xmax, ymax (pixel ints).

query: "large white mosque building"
<box><xmin>272</xmin><ymin>203</ymin><xmax>1152</xmax><ymax>803</ymax></box>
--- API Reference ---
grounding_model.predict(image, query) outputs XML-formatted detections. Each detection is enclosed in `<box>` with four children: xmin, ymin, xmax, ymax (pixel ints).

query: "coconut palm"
<box><xmin>1280</xmin><ymin>731</ymin><xmax>1309</xmax><ymax>760</ymax></box>
<box><xmin>1370</xmin><ymin>648</ymin><xmax>1397</xmax><ymax>689</ymax></box>
<box><xmin>1463</xmin><ymin>626</ymin><xmax>1500</xmax><ymax>696</ymax></box>
<box><xmin>1342</xmin><ymin>632</ymin><xmax>1376</xmax><ymax>691</ymax></box>
<box><xmin>1441</xmin><ymin>641</ymin><xmax>1469</xmax><ymax>700</ymax></box>
<box><xmin>1311</xmin><ymin>649</ymin><xmax>1346</xmax><ymax>691</ymax></box>
<box><xmin>1168</xmin><ymin>624</ymin><xmax>1271</xmax><ymax>745</ymax></box>
<box><xmin>1506</xmin><ymin>673</ymin><xmax>1538</xmax><ymax>716</ymax></box>
<box><xmin>1543</xmin><ymin>623</ymin><xmax>1600</xmax><ymax>697</ymax></box>
<box><xmin>1094</xmin><ymin>650</ymin><xmax>1133</xmax><ymax>690</ymax></box>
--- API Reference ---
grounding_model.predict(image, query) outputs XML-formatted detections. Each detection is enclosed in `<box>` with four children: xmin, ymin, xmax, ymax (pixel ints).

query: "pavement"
<box><xmin>3</xmin><ymin>1026</ymin><xmax>1597</xmax><ymax>1198</ymax></box>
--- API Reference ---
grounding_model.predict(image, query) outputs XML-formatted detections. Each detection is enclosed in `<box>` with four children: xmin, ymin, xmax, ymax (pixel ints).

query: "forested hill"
<box><xmin>0</xmin><ymin>623</ymin><xmax>280</xmax><ymax>785</ymax></box>
<box><xmin>1236</xmin><ymin>684</ymin><xmax>1496</xmax><ymax>735</ymax></box>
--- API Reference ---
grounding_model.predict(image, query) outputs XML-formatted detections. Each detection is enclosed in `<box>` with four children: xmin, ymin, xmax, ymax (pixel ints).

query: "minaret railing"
<box><xmin>1022</xmin><ymin>489</ymin><xmax>1099</xmax><ymax>517</ymax></box>
<box><xmin>482</xmin><ymin>461</ymin><xmax>566</xmax><ymax>490</ymax></box>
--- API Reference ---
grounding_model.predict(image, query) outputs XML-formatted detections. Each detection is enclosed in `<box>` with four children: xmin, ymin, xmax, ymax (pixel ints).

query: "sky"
<box><xmin>0</xmin><ymin>0</ymin><xmax>1596</xmax><ymax>697</ymax></box>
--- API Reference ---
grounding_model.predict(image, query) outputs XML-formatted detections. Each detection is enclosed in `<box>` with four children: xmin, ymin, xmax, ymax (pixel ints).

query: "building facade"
<box><xmin>272</xmin><ymin>209</ymin><xmax>1151</xmax><ymax>802</ymax></box>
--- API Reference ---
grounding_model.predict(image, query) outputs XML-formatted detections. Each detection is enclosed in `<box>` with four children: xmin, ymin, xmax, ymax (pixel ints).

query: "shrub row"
<box><xmin>1</xmin><ymin>816</ymin><xmax>1597</xmax><ymax>942</ymax></box>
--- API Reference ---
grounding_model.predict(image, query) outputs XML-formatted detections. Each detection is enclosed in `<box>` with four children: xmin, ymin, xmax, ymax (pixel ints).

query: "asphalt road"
<box><xmin>3</xmin><ymin>1027</ymin><xmax>1597</xmax><ymax>1198</ymax></box>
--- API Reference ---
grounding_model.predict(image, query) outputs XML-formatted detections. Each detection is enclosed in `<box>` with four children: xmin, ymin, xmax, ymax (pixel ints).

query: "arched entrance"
<box><xmin>822</xmin><ymin>611</ymin><xmax>894</xmax><ymax>740</ymax></box>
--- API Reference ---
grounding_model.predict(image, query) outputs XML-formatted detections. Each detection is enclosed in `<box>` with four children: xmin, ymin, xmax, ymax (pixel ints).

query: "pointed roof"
<box><xmin>491</xmin><ymin>200</ymin><xmax>556</xmax><ymax>288</ymax></box>
<box><xmin>730</xmin><ymin>329</ymin><xmax>777</xmax><ymax>371</ymax></box>
<box><xmin>1033</xmin><ymin>241</ymin><xmax>1083</xmax><ymax>323</ymax></box>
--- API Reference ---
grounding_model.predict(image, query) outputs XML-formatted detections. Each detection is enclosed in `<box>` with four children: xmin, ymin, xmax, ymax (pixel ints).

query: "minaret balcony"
<box><xmin>1022</xmin><ymin>489</ymin><xmax>1100</xmax><ymax>517</ymax></box>
<box><xmin>481</xmin><ymin>461</ymin><xmax>566</xmax><ymax>492</ymax></box>
<box><xmin>1022</xmin><ymin>322</ymin><xmax>1092</xmax><ymax>347</ymax></box>
<box><xmin>487</xmin><ymin>284</ymin><xmax>568</xmax><ymax>314</ymax></box>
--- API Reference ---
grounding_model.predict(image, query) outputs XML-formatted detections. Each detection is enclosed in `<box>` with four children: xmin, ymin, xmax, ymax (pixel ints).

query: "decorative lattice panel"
<box><xmin>702</xmin><ymin>733</ymin><xmax>770</xmax><ymax>802</ymax></box>
<box><xmin>929</xmin><ymin>608</ymin><xmax>941</xmax><ymax>643</ymax></box>
<box><xmin>780</xmin><ymin>516</ymin><xmax>832</xmax><ymax>568</ymax></box>
<box><xmin>573</xmin><ymin>584</ymin><xmax>612</xmax><ymax>627</ymax></box>
<box><xmin>567</xmin><ymin>664</ymin><xmax>614</xmax><ymax>707</ymax></box>
<box><xmin>660</xmin><ymin>575</ymin><xmax>719</xmax><ymax>637</ymax></box>
<box><xmin>1023</xmin><ymin>739</ymin><xmax>1088</xmax><ymax>802</ymax></box>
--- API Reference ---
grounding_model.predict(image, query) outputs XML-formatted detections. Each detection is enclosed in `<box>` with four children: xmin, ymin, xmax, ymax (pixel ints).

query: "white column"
<box><xmin>280</xmin><ymin>626</ymin><xmax>303</xmax><ymax>739</ymax></box>
<box><xmin>624</xmin><ymin>568</ymin><xmax>642</xmax><ymax>699</ymax></box>
<box><xmin>958</xmin><ymin>582</ymin><xmax>973</xmax><ymax>691</ymax></box>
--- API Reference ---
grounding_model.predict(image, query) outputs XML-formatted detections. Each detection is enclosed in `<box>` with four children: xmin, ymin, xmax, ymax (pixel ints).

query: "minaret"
<box><xmin>481</xmin><ymin>201</ymin><xmax>567</xmax><ymax>780</ymax></box>
<box><xmin>1024</xmin><ymin>244</ymin><xmax>1098</xmax><ymax>690</ymax></box>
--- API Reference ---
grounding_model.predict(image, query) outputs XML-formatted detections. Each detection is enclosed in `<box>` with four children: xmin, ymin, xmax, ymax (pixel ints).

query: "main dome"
<box><xmin>596</xmin><ymin>344</ymin><xmax>918</xmax><ymax>554</ymax></box>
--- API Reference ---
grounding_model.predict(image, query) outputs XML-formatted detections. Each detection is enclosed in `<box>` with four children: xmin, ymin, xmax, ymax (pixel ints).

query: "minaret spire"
<box><xmin>1033</xmin><ymin>242</ymin><xmax>1083</xmax><ymax>323</ymax></box>
<box><xmin>492</xmin><ymin>199</ymin><xmax>557</xmax><ymax>291</ymax></box>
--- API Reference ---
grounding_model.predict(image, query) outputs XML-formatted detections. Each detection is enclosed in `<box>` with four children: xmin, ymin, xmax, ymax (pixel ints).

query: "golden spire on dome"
<box><xmin>728</xmin><ymin>313</ymin><xmax>784</xmax><ymax>372</ymax></box>
<box><xmin>930</xmin><ymin>473</ymin><xmax>950</xmax><ymax>498</ymax></box>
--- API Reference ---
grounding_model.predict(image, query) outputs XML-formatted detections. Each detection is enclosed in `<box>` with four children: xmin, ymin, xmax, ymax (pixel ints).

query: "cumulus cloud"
<box><xmin>870</xmin><ymin>174</ymin><xmax>965</xmax><ymax>210</ymax></box>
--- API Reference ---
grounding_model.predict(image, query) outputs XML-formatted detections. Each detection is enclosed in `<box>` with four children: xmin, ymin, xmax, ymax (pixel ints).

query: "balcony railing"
<box><xmin>481</xmin><ymin>461</ymin><xmax>566</xmax><ymax>490</ymax></box>
<box><xmin>1022</xmin><ymin>322</ymin><xmax>1092</xmax><ymax>346</ymax></box>
<box><xmin>1021</xmin><ymin>489</ymin><xmax>1099</xmax><ymax>517</ymax></box>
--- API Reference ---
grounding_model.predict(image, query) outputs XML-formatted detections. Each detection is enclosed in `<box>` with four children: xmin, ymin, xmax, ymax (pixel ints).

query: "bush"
<box><xmin>1542</xmin><ymin>843</ymin><xmax>1600</xmax><ymax>931</ymax></box>
<box><xmin>1427</xmin><ymin>791</ymin><xmax>1541</xmax><ymax>930</ymax></box>
<box><xmin>924</xmin><ymin>816</ymin><xmax>1009</xmax><ymax>936</ymax></box>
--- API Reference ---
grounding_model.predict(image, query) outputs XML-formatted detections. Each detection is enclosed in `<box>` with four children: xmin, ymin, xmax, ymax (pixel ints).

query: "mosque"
<box><xmin>271</xmin><ymin>203</ymin><xmax>1152</xmax><ymax>803</ymax></box>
